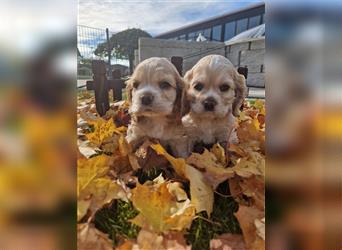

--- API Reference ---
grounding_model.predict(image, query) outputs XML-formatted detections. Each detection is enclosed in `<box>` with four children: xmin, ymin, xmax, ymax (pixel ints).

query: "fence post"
<box><xmin>92</xmin><ymin>60</ymin><xmax>109</xmax><ymax>116</ymax></box>
<box><xmin>111</xmin><ymin>69</ymin><xmax>123</xmax><ymax>101</ymax></box>
<box><xmin>106</xmin><ymin>28</ymin><xmax>111</xmax><ymax>76</ymax></box>
<box><xmin>171</xmin><ymin>56</ymin><xmax>183</xmax><ymax>76</ymax></box>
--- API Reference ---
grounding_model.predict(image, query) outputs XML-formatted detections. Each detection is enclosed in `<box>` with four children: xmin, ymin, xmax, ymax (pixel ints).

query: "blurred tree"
<box><xmin>95</xmin><ymin>28</ymin><xmax>151</xmax><ymax>74</ymax></box>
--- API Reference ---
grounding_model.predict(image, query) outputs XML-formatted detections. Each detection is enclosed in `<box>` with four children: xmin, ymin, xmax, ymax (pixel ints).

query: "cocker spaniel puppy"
<box><xmin>182</xmin><ymin>55</ymin><xmax>247</xmax><ymax>152</ymax></box>
<box><xmin>125</xmin><ymin>57</ymin><xmax>188</xmax><ymax>157</ymax></box>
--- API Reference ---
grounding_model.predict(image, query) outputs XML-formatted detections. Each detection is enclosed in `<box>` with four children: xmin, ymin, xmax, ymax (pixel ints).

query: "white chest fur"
<box><xmin>182</xmin><ymin>113</ymin><xmax>235</xmax><ymax>144</ymax></box>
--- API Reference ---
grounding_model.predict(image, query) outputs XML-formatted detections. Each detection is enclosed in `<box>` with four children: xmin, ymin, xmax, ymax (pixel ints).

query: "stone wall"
<box><xmin>225</xmin><ymin>37</ymin><xmax>265</xmax><ymax>88</ymax></box>
<box><xmin>136</xmin><ymin>38</ymin><xmax>225</xmax><ymax>74</ymax></box>
<box><xmin>135</xmin><ymin>37</ymin><xmax>265</xmax><ymax>88</ymax></box>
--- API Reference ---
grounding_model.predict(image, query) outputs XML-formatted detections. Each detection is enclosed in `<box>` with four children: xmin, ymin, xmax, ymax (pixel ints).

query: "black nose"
<box><xmin>203</xmin><ymin>97</ymin><xmax>217</xmax><ymax>111</ymax></box>
<box><xmin>141</xmin><ymin>94</ymin><xmax>154</xmax><ymax>106</ymax></box>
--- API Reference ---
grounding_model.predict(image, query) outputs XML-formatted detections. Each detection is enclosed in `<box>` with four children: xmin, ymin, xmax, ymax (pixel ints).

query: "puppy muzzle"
<box><xmin>141</xmin><ymin>93</ymin><xmax>154</xmax><ymax>106</ymax></box>
<box><xmin>202</xmin><ymin>97</ymin><xmax>217</xmax><ymax>111</ymax></box>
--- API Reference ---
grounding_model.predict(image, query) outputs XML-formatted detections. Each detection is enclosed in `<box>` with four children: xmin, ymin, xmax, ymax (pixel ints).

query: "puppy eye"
<box><xmin>194</xmin><ymin>83</ymin><xmax>204</xmax><ymax>91</ymax></box>
<box><xmin>132</xmin><ymin>81</ymin><xmax>140</xmax><ymax>89</ymax></box>
<box><xmin>219</xmin><ymin>84</ymin><xmax>230</xmax><ymax>92</ymax></box>
<box><xmin>159</xmin><ymin>81</ymin><xmax>171</xmax><ymax>89</ymax></box>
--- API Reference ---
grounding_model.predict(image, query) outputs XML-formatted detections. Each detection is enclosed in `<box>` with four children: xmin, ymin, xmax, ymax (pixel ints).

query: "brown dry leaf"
<box><xmin>234</xmin><ymin>205</ymin><xmax>265</xmax><ymax>250</ymax></box>
<box><xmin>186</xmin><ymin>149</ymin><xmax>234</xmax><ymax>189</ymax></box>
<box><xmin>239</xmin><ymin>175</ymin><xmax>265</xmax><ymax>211</ymax></box>
<box><xmin>254</xmin><ymin>218</ymin><xmax>265</xmax><ymax>241</ymax></box>
<box><xmin>151</xmin><ymin>144</ymin><xmax>214</xmax><ymax>215</ymax></box>
<box><xmin>130</xmin><ymin>176</ymin><xmax>195</xmax><ymax>232</ymax></box>
<box><xmin>210</xmin><ymin>143</ymin><xmax>227</xmax><ymax>166</ymax></box>
<box><xmin>77</xmin><ymin>223</ymin><xmax>113</xmax><ymax>250</ymax></box>
<box><xmin>118</xmin><ymin>230</ymin><xmax>191</xmax><ymax>250</ymax></box>
<box><xmin>231</xmin><ymin>157</ymin><xmax>263</xmax><ymax>178</ymax></box>
<box><xmin>210</xmin><ymin>233</ymin><xmax>246</xmax><ymax>250</ymax></box>
<box><xmin>236</xmin><ymin>120</ymin><xmax>264</xmax><ymax>146</ymax></box>
<box><xmin>134</xmin><ymin>140</ymin><xmax>169</xmax><ymax>171</ymax></box>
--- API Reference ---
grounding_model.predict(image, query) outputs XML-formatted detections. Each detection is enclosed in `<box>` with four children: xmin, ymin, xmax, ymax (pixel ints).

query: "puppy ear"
<box><xmin>232</xmin><ymin>71</ymin><xmax>247</xmax><ymax>117</ymax></box>
<box><xmin>180</xmin><ymin>69</ymin><xmax>193</xmax><ymax>116</ymax></box>
<box><xmin>172</xmin><ymin>75</ymin><xmax>187</xmax><ymax>120</ymax></box>
<box><xmin>125</xmin><ymin>78</ymin><xmax>133</xmax><ymax>103</ymax></box>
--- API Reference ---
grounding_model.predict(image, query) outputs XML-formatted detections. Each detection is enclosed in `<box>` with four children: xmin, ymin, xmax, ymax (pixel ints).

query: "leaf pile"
<box><xmin>77</xmin><ymin>91</ymin><xmax>265</xmax><ymax>250</ymax></box>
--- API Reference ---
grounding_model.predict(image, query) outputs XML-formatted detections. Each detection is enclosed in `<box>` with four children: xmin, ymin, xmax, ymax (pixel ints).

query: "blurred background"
<box><xmin>0</xmin><ymin>0</ymin><xmax>76</xmax><ymax>249</ymax></box>
<box><xmin>0</xmin><ymin>0</ymin><xmax>341</xmax><ymax>249</ymax></box>
<box><xmin>266</xmin><ymin>1</ymin><xmax>342</xmax><ymax>249</ymax></box>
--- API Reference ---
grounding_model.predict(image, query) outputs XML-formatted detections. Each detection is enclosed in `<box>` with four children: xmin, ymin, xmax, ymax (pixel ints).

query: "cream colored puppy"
<box><xmin>182</xmin><ymin>55</ymin><xmax>247</xmax><ymax>151</ymax></box>
<box><xmin>125</xmin><ymin>57</ymin><xmax>188</xmax><ymax>157</ymax></box>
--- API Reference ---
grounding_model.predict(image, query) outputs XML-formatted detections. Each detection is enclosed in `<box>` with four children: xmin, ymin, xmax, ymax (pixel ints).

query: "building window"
<box><xmin>179</xmin><ymin>34</ymin><xmax>186</xmax><ymax>40</ymax></box>
<box><xmin>212</xmin><ymin>25</ymin><xmax>222</xmax><ymax>41</ymax></box>
<box><xmin>203</xmin><ymin>28</ymin><xmax>211</xmax><ymax>39</ymax></box>
<box><xmin>236</xmin><ymin>18</ymin><xmax>248</xmax><ymax>34</ymax></box>
<box><xmin>248</xmin><ymin>15</ymin><xmax>261</xmax><ymax>29</ymax></box>
<box><xmin>224</xmin><ymin>21</ymin><xmax>236</xmax><ymax>41</ymax></box>
<box><xmin>188</xmin><ymin>32</ymin><xmax>196</xmax><ymax>41</ymax></box>
<box><xmin>261</xmin><ymin>13</ymin><xmax>265</xmax><ymax>23</ymax></box>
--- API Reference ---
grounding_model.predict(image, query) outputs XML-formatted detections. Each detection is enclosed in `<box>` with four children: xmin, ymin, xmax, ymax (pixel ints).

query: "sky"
<box><xmin>78</xmin><ymin>0</ymin><xmax>264</xmax><ymax>36</ymax></box>
<box><xmin>77</xmin><ymin>0</ymin><xmax>263</xmax><ymax>61</ymax></box>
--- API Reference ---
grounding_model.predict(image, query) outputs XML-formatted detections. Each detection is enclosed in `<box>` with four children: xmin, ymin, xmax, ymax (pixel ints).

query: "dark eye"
<box><xmin>159</xmin><ymin>81</ymin><xmax>171</xmax><ymax>89</ymax></box>
<box><xmin>132</xmin><ymin>81</ymin><xmax>140</xmax><ymax>89</ymax></box>
<box><xmin>219</xmin><ymin>84</ymin><xmax>230</xmax><ymax>92</ymax></box>
<box><xmin>194</xmin><ymin>83</ymin><xmax>204</xmax><ymax>91</ymax></box>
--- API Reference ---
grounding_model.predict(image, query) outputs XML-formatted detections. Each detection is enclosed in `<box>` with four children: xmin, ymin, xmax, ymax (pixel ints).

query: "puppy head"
<box><xmin>184</xmin><ymin>55</ymin><xmax>247</xmax><ymax>118</ymax></box>
<box><xmin>126</xmin><ymin>57</ymin><xmax>185</xmax><ymax>118</ymax></box>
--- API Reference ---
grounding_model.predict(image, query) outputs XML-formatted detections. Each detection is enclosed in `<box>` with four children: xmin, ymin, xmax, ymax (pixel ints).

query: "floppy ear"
<box><xmin>172</xmin><ymin>74</ymin><xmax>188</xmax><ymax>120</ymax></box>
<box><xmin>125</xmin><ymin>77</ymin><xmax>133</xmax><ymax>103</ymax></box>
<box><xmin>232</xmin><ymin>71</ymin><xmax>247</xmax><ymax>117</ymax></box>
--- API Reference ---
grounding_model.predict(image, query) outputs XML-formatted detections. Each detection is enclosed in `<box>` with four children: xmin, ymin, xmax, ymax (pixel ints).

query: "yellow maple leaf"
<box><xmin>150</xmin><ymin>144</ymin><xmax>186</xmax><ymax>177</ymax></box>
<box><xmin>86</xmin><ymin>118</ymin><xmax>125</xmax><ymax>146</ymax></box>
<box><xmin>150</xmin><ymin>144</ymin><xmax>214</xmax><ymax>215</ymax></box>
<box><xmin>77</xmin><ymin>155</ymin><xmax>129</xmax><ymax>221</ymax></box>
<box><xmin>130</xmin><ymin>176</ymin><xmax>195</xmax><ymax>232</ymax></box>
<box><xmin>77</xmin><ymin>155</ymin><xmax>112</xmax><ymax>196</ymax></box>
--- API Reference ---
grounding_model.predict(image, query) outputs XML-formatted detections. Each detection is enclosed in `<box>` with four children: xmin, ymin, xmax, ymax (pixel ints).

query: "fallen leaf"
<box><xmin>210</xmin><ymin>143</ymin><xmax>227</xmax><ymax>166</ymax></box>
<box><xmin>254</xmin><ymin>218</ymin><xmax>265</xmax><ymax>241</ymax></box>
<box><xmin>86</xmin><ymin>117</ymin><xmax>125</xmax><ymax>147</ymax></box>
<box><xmin>150</xmin><ymin>144</ymin><xmax>214</xmax><ymax>215</ymax></box>
<box><xmin>130</xmin><ymin>176</ymin><xmax>195</xmax><ymax>232</ymax></box>
<box><xmin>117</xmin><ymin>230</ymin><xmax>191</xmax><ymax>250</ymax></box>
<box><xmin>234</xmin><ymin>205</ymin><xmax>264</xmax><ymax>250</ymax></box>
<box><xmin>77</xmin><ymin>223</ymin><xmax>113</xmax><ymax>250</ymax></box>
<box><xmin>77</xmin><ymin>155</ymin><xmax>129</xmax><ymax>221</ymax></box>
<box><xmin>77</xmin><ymin>155</ymin><xmax>113</xmax><ymax>196</ymax></box>
<box><xmin>150</xmin><ymin>143</ymin><xmax>186</xmax><ymax>177</ymax></box>
<box><xmin>78</xmin><ymin>140</ymin><xmax>99</xmax><ymax>158</ymax></box>
<box><xmin>210</xmin><ymin>233</ymin><xmax>246</xmax><ymax>250</ymax></box>
<box><xmin>186</xmin><ymin>149</ymin><xmax>234</xmax><ymax>189</ymax></box>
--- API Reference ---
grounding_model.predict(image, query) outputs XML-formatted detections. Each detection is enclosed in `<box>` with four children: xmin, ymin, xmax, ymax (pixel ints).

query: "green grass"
<box><xmin>186</xmin><ymin>181</ymin><xmax>241</xmax><ymax>250</ymax></box>
<box><xmin>94</xmin><ymin>200</ymin><xmax>140</xmax><ymax>246</ymax></box>
<box><xmin>93</xmin><ymin>172</ymin><xmax>241</xmax><ymax>250</ymax></box>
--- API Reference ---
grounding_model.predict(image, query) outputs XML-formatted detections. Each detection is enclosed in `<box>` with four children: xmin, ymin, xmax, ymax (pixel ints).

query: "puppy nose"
<box><xmin>141</xmin><ymin>93</ymin><xmax>154</xmax><ymax>106</ymax></box>
<box><xmin>203</xmin><ymin>97</ymin><xmax>217</xmax><ymax>111</ymax></box>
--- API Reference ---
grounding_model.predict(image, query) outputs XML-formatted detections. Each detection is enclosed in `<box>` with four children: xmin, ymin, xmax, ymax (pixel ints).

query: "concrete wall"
<box><xmin>135</xmin><ymin>37</ymin><xmax>265</xmax><ymax>88</ymax></box>
<box><xmin>225</xmin><ymin>37</ymin><xmax>265</xmax><ymax>88</ymax></box>
<box><xmin>137</xmin><ymin>38</ymin><xmax>225</xmax><ymax>74</ymax></box>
